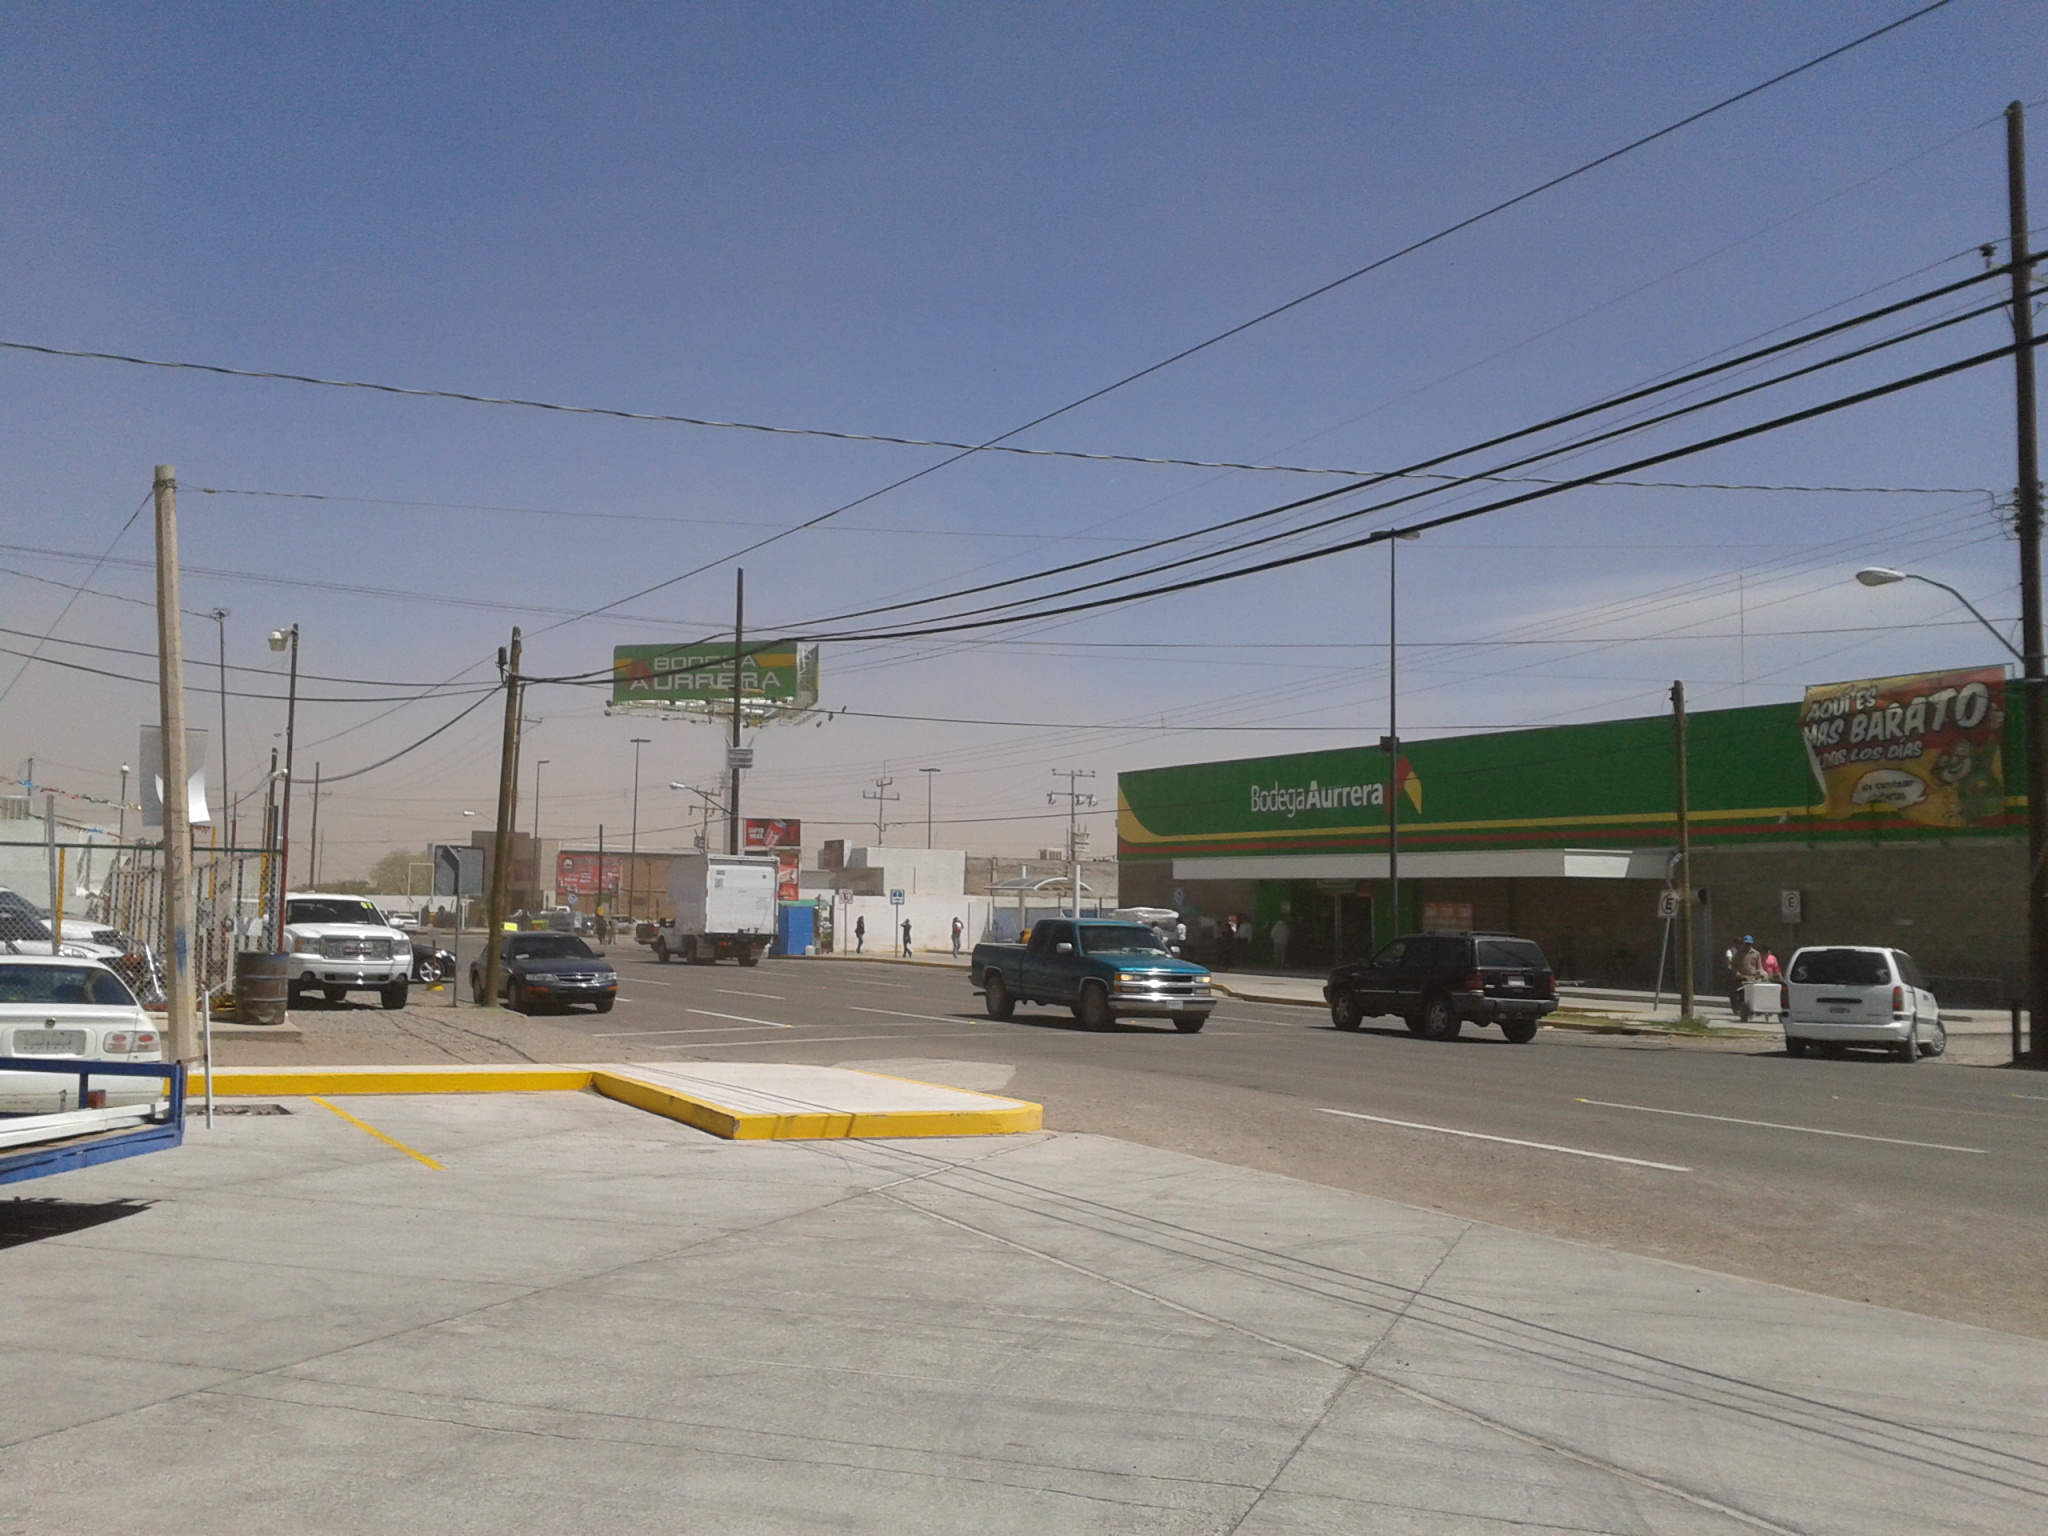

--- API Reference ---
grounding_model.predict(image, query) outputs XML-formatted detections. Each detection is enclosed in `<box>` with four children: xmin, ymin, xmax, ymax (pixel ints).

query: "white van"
<box><xmin>1783</xmin><ymin>946</ymin><xmax>1943</xmax><ymax>1062</ymax></box>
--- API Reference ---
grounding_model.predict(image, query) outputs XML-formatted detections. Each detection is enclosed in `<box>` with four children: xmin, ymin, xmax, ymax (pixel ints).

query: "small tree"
<box><xmin>367</xmin><ymin>846</ymin><xmax>433</xmax><ymax>895</ymax></box>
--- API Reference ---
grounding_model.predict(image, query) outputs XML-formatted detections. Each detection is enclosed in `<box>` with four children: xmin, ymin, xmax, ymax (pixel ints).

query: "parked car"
<box><xmin>1324</xmin><ymin>931</ymin><xmax>1557</xmax><ymax>1042</ymax></box>
<box><xmin>280</xmin><ymin>893</ymin><xmax>413</xmax><ymax>1008</ymax></box>
<box><xmin>0</xmin><ymin>955</ymin><xmax>163</xmax><ymax>1112</ymax></box>
<box><xmin>1782</xmin><ymin>945</ymin><xmax>1944</xmax><ymax>1062</ymax></box>
<box><xmin>469</xmin><ymin>932</ymin><xmax>618</xmax><ymax>1014</ymax></box>
<box><xmin>971</xmin><ymin>918</ymin><xmax>1215</xmax><ymax>1032</ymax></box>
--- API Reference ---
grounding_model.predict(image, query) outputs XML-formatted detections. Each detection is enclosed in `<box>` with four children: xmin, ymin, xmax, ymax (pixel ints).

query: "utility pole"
<box><xmin>919</xmin><ymin>766</ymin><xmax>940</xmax><ymax>848</ymax></box>
<box><xmin>628</xmin><ymin>737</ymin><xmax>650</xmax><ymax>921</ymax></box>
<box><xmin>1671</xmin><ymin>681</ymin><xmax>1695</xmax><ymax>1023</ymax></box>
<box><xmin>863</xmin><ymin>769</ymin><xmax>899</xmax><ymax>845</ymax></box>
<box><xmin>1049</xmin><ymin>769</ymin><xmax>1097</xmax><ymax>918</ymax></box>
<box><xmin>483</xmin><ymin>628</ymin><xmax>523</xmax><ymax>1008</ymax></box>
<box><xmin>117</xmin><ymin>764</ymin><xmax>129</xmax><ymax>847</ymax></box>
<box><xmin>211</xmin><ymin>610</ymin><xmax>229</xmax><ymax>830</ymax></box>
<box><xmin>307</xmin><ymin>763</ymin><xmax>321</xmax><ymax>889</ymax></box>
<box><xmin>728</xmin><ymin>569</ymin><xmax>745</xmax><ymax>855</ymax></box>
<box><xmin>153</xmin><ymin>465</ymin><xmax>198</xmax><ymax>1064</ymax></box>
<box><xmin>267</xmin><ymin>624</ymin><xmax>300</xmax><ymax>946</ymax></box>
<box><xmin>1381</xmin><ymin>530</ymin><xmax>1420</xmax><ymax>945</ymax></box>
<box><xmin>2006</xmin><ymin>102</ymin><xmax>2048</xmax><ymax>1066</ymax></box>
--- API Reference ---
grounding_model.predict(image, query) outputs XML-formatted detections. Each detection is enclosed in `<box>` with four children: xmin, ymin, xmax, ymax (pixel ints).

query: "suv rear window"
<box><xmin>1476</xmin><ymin>939</ymin><xmax>1546</xmax><ymax>969</ymax></box>
<box><xmin>1893</xmin><ymin>951</ymin><xmax>1927</xmax><ymax>989</ymax></box>
<box><xmin>1788</xmin><ymin>949</ymin><xmax>1892</xmax><ymax>986</ymax></box>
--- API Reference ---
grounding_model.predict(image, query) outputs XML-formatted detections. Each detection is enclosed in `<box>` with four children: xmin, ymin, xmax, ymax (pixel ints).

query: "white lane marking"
<box><xmin>838</xmin><ymin>978</ymin><xmax>912</xmax><ymax>988</ymax></box>
<box><xmin>1574</xmin><ymin>1098</ymin><xmax>1989</xmax><ymax>1154</ymax></box>
<box><xmin>716</xmin><ymin>989</ymin><xmax>785</xmax><ymax>999</ymax></box>
<box><xmin>1317</xmin><ymin>1108</ymin><xmax>1690</xmax><ymax>1171</ymax></box>
<box><xmin>678</xmin><ymin>1031</ymin><xmax>991</xmax><ymax>1049</ymax></box>
<box><xmin>686</xmin><ymin>1008</ymin><xmax>792</xmax><ymax>1029</ymax></box>
<box><xmin>590</xmin><ymin>1026</ymin><xmax>782</xmax><ymax>1037</ymax></box>
<box><xmin>849</xmin><ymin>1005</ymin><xmax>977</xmax><ymax>1024</ymax></box>
<box><xmin>2013</xmin><ymin>1094</ymin><xmax>2048</xmax><ymax>1102</ymax></box>
<box><xmin>626</xmin><ymin>977</ymin><xmax>674</xmax><ymax>986</ymax></box>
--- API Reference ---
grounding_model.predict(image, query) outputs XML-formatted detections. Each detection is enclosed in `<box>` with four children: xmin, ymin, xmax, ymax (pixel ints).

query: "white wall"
<box><xmin>843</xmin><ymin>847</ymin><xmax>967</xmax><ymax>898</ymax></box>
<box><xmin>834</xmin><ymin>892</ymin><xmax>991</xmax><ymax>955</ymax></box>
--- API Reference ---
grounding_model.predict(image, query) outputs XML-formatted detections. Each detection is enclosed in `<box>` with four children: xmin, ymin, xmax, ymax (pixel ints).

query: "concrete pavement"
<box><xmin>5</xmin><ymin>1087</ymin><xmax>2043</xmax><ymax>1533</ymax></box>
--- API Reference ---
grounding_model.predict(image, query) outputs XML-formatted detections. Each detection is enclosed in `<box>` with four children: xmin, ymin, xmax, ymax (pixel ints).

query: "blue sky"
<box><xmin>1</xmin><ymin>2</ymin><xmax>2043</xmax><ymax>871</ymax></box>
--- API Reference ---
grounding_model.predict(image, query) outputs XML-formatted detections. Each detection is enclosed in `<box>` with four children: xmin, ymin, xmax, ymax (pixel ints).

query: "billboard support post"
<box><xmin>728</xmin><ymin>570</ymin><xmax>744</xmax><ymax>856</ymax></box>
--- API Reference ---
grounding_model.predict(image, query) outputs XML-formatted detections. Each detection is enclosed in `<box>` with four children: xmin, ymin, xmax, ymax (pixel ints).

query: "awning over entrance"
<box><xmin>1171</xmin><ymin>848</ymin><xmax>1671</xmax><ymax>882</ymax></box>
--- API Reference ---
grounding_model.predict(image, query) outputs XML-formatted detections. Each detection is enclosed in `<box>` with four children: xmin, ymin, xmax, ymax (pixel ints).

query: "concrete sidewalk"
<box><xmin>4</xmin><ymin>1088</ymin><xmax>2041</xmax><ymax>1533</ymax></box>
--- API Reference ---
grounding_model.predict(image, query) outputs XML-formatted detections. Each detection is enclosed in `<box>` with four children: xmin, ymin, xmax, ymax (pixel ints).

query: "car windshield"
<box><xmin>506</xmin><ymin>935</ymin><xmax>596</xmax><ymax>961</ymax></box>
<box><xmin>0</xmin><ymin>964</ymin><xmax>138</xmax><ymax>1006</ymax></box>
<box><xmin>1789</xmin><ymin>949</ymin><xmax>1891</xmax><ymax>986</ymax></box>
<box><xmin>1078</xmin><ymin>925</ymin><xmax>1169</xmax><ymax>957</ymax></box>
<box><xmin>1476</xmin><ymin>939</ymin><xmax>1547</xmax><ymax>969</ymax></box>
<box><xmin>287</xmin><ymin>899</ymin><xmax>387</xmax><ymax>927</ymax></box>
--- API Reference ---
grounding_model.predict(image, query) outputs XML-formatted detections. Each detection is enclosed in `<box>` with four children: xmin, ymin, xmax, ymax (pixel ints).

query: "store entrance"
<box><xmin>1285</xmin><ymin>882</ymin><xmax>1374</xmax><ymax>970</ymax></box>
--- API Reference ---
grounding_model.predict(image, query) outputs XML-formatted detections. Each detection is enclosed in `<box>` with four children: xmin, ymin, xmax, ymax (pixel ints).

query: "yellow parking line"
<box><xmin>309</xmin><ymin>1096</ymin><xmax>446</xmax><ymax>1170</ymax></box>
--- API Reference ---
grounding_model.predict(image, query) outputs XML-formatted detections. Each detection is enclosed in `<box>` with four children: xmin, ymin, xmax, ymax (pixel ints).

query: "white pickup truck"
<box><xmin>281</xmin><ymin>893</ymin><xmax>412</xmax><ymax>1008</ymax></box>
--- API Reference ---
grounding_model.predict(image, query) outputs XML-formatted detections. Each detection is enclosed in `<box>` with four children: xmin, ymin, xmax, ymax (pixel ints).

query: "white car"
<box><xmin>1783</xmin><ymin>945</ymin><xmax>1945</xmax><ymax>1062</ymax></box>
<box><xmin>281</xmin><ymin>893</ymin><xmax>412</xmax><ymax>1008</ymax></box>
<box><xmin>0</xmin><ymin>955</ymin><xmax>163</xmax><ymax>1112</ymax></box>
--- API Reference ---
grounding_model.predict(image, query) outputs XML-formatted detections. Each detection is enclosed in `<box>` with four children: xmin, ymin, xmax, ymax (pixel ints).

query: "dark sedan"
<box><xmin>469</xmin><ymin>933</ymin><xmax>618</xmax><ymax>1014</ymax></box>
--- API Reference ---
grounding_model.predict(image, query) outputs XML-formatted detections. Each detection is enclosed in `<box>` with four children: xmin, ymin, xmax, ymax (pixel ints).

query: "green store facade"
<box><xmin>1117</xmin><ymin>698</ymin><xmax>2026</xmax><ymax>1001</ymax></box>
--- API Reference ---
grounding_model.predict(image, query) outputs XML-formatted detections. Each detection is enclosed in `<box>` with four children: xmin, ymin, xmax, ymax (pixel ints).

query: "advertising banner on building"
<box><xmin>611</xmin><ymin>643</ymin><xmax>819</xmax><ymax>709</ymax></box>
<box><xmin>743</xmin><ymin>818</ymin><xmax>801</xmax><ymax>850</ymax></box>
<box><xmin>1799</xmin><ymin>666</ymin><xmax>2006</xmax><ymax>828</ymax></box>
<box><xmin>776</xmin><ymin>849</ymin><xmax>800</xmax><ymax>902</ymax></box>
<box><xmin>556</xmin><ymin>852</ymin><xmax>621</xmax><ymax>896</ymax></box>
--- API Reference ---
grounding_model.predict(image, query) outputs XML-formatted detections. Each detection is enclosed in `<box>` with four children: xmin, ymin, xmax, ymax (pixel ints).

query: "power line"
<box><xmin>0</xmin><ymin>492</ymin><xmax>149</xmax><ymax>709</ymax></box>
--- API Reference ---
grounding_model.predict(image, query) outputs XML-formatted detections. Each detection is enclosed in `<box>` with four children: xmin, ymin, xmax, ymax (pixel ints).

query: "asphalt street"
<box><xmin>540</xmin><ymin>949</ymin><xmax>2048</xmax><ymax>1338</ymax></box>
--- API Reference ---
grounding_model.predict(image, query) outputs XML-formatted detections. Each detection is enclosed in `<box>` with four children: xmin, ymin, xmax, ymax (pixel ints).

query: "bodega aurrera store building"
<box><xmin>1117</xmin><ymin>666</ymin><xmax>2021</xmax><ymax>1001</ymax></box>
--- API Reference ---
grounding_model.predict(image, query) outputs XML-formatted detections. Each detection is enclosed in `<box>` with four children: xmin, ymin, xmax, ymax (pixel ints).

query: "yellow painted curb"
<box><xmin>589</xmin><ymin>1069</ymin><xmax>1042</xmax><ymax>1140</ymax></box>
<box><xmin>202</xmin><ymin>1065</ymin><xmax>596</xmax><ymax>1096</ymax></box>
<box><xmin>199</xmin><ymin>1063</ymin><xmax>1042</xmax><ymax>1140</ymax></box>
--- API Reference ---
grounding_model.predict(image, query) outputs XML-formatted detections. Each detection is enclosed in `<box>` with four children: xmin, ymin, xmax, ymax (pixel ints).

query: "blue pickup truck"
<box><xmin>971</xmin><ymin>918</ymin><xmax>1216</xmax><ymax>1032</ymax></box>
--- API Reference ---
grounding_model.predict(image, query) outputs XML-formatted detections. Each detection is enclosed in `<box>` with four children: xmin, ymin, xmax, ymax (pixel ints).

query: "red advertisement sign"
<box><xmin>744</xmin><ymin>818</ymin><xmax>802</xmax><ymax>850</ymax></box>
<box><xmin>776</xmin><ymin>849</ymin><xmax>800</xmax><ymax>902</ymax></box>
<box><xmin>556</xmin><ymin>852</ymin><xmax>622</xmax><ymax>895</ymax></box>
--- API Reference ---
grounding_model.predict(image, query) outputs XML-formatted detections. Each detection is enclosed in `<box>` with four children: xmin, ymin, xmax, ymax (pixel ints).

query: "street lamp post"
<box><xmin>919</xmin><ymin>767</ymin><xmax>940</xmax><ymax>849</ymax></box>
<box><xmin>531</xmin><ymin>759</ymin><xmax>550</xmax><ymax>903</ymax></box>
<box><xmin>629</xmin><ymin>738</ymin><xmax>650</xmax><ymax>921</ymax></box>
<box><xmin>1854</xmin><ymin>568</ymin><xmax>2023</xmax><ymax>660</ymax></box>
<box><xmin>267</xmin><ymin>624</ymin><xmax>299</xmax><ymax>947</ymax></box>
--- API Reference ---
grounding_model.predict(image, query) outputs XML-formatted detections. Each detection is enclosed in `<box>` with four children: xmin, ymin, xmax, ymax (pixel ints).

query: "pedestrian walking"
<box><xmin>901</xmin><ymin>918</ymin><xmax>913</xmax><ymax>957</ymax></box>
<box><xmin>1728</xmin><ymin>934</ymin><xmax>1763</xmax><ymax>1019</ymax></box>
<box><xmin>1270</xmin><ymin>916</ymin><xmax>1292</xmax><ymax>970</ymax></box>
<box><xmin>854</xmin><ymin>915</ymin><xmax>866</xmax><ymax>954</ymax></box>
<box><xmin>950</xmin><ymin>915</ymin><xmax>964</xmax><ymax>958</ymax></box>
<box><xmin>1215</xmin><ymin>914</ymin><xmax>1236</xmax><ymax>971</ymax></box>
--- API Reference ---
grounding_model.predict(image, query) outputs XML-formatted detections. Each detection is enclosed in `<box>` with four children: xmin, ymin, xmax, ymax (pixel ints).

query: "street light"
<box><xmin>266</xmin><ymin>624</ymin><xmax>299</xmax><ymax>947</ymax></box>
<box><xmin>1853</xmin><ymin>567</ymin><xmax>2023</xmax><ymax>660</ymax></box>
<box><xmin>919</xmin><ymin>767</ymin><xmax>941</xmax><ymax>849</ymax></box>
<box><xmin>671</xmin><ymin>781</ymin><xmax>723</xmax><ymax>850</ymax></box>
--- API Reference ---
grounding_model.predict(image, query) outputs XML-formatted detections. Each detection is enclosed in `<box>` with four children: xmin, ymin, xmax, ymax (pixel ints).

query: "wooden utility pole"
<box><xmin>154</xmin><ymin>465</ymin><xmax>198</xmax><ymax>1063</ymax></box>
<box><xmin>2005</xmin><ymin>102</ymin><xmax>2048</xmax><ymax>1066</ymax></box>
<box><xmin>728</xmin><ymin>569</ymin><xmax>745</xmax><ymax>855</ymax></box>
<box><xmin>1671</xmin><ymin>680</ymin><xmax>1695</xmax><ymax>1022</ymax></box>
<box><xmin>307</xmin><ymin>763</ymin><xmax>322</xmax><ymax>889</ymax></box>
<box><xmin>483</xmin><ymin>628</ymin><xmax>523</xmax><ymax>1008</ymax></box>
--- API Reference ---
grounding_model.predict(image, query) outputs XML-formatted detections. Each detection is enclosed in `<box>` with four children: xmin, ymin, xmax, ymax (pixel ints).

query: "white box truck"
<box><xmin>653</xmin><ymin>852</ymin><xmax>779</xmax><ymax>966</ymax></box>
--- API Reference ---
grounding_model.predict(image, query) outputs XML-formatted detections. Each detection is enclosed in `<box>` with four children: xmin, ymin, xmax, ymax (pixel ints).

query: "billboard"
<box><xmin>556</xmin><ymin>852</ymin><xmax>622</xmax><ymax>896</ymax></box>
<box><xmin>611</xmin><ymin>643</ymin><xmax>819</xmax><ymax>711</ymax></box>
<box><xmin>743</xmin><ymin>818</ymin><xmax>801</xmax><ymax>850</ymax></box>
<box><xmin>1799</xmin><ymin>666</ymin><xmax>2006</xmax><ymax>828</ymax></box>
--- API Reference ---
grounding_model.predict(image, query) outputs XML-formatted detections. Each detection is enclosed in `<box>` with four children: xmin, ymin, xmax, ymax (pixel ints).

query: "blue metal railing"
<box><xmin>0</xmin><ymin>1057</ymin><xmax>185</xmax><ymax>1185</ymax></box>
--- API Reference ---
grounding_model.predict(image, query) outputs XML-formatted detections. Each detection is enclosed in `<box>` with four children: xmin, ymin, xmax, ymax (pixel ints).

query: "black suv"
<box><xmin>1324</xmin><ymin>931</ymin><xmax>1556</xmax><ymax>1043</ymax></box>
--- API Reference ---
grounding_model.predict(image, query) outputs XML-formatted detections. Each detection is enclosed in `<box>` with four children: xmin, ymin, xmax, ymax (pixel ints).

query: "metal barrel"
<box><xmin>234</xmin><ymin>951</ymin><xmax>292</xmax><ymax>1026</ymax></box>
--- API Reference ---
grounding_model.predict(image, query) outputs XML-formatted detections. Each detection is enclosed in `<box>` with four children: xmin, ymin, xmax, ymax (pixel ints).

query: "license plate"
<box><xmin>13</xmin><ymin>1030</ymin><xmax>89</xmax><ymax>1055</ymax></box>
<box><xmin>1504</xmin><ymin>977</ymin><xmax>1527</xmax><ymax>989</ymax></box>
<box><xmin>1829</xmin><ymin>1006</ymin><xmax>1850</xmax><ymax>1015</ymax></box>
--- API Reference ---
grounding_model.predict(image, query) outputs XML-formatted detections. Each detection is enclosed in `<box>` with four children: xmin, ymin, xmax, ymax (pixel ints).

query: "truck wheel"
<box><xmin>1076</xmin><ymin>983</ymin><xmax>1114</xmax><ymax>1032</ymax></box>
<box><xmin>654</xmin><ymin>938</ymin><xmax>669</xmax><ymax>963</ymax></box>
<box><xmin>984</xmin><ymin>973</ymin><xmax>1015</xmax><ymax>1020</ymax></box>
<box><xmin>1171</xmin><ymin>1013</ymin><xmax>1206</xmax><ymax>1034</ymax></box>
<box><xmin>1501</xmin><ymin>1019</ymin><xmax>1539</xmax><ymax>1044</ymax></box>
<box><xmin>380</xmin><ymin>981</ymin><xmax>408</xmax><ymax>1010</ymax></box>
<box><xmin>738</xmin><ymin>948</ymin><xmax>760</xmax><ymax>968</ymax></box>
<box><xmin>322</xmin><ymin>985</ymin><xmax>348</xmax><ymax>1004</ymax></box>
<box><xmin>1418</xmin><ymin>994</ymin><xmax>1460</xmax><ymax>1042</ymax></box>
<box><xmin>1785</xmin><ymin>1036</ymin><xmax>1808</xmax><ymax>1058</ymax></box>
<box><xmin>1329</xmin><ymin>988</ymin><xmax>1363</xmax><ymax>1031</ymax></box>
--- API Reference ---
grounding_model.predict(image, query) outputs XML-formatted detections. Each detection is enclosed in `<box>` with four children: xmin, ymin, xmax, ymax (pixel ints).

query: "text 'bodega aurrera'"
<box><xmin>1250</xmin><ymin>779</ymin><xmax>1387</xmax><ymax>818</ymax></box>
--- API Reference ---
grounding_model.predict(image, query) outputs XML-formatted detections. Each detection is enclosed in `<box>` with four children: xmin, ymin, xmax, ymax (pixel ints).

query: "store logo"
<box><xmin>1249</xmin><ymin>779</ymin><xmax>1386</xmax><ymax>819</ymax></box>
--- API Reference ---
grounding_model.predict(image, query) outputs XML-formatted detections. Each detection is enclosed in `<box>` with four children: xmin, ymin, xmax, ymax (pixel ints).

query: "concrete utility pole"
<box><xmin>268</xmin><ymin>624</ymin><xmax>299</xmax><ymax>945</ymax></box>
<box><xmin>153</xmin><ymin>465</ymin><xmax>198</xmax><ymax>1063</ymax></box>
<box><xmin>863</xmin><ymin>770</ymin><xmax>899</xmax><ymax>845</ymax></box>
<box><xmin>2005</xmin><ymin>102</ymin><xmax>2048</xmax><ymax>1066</ymax></box>
<box><xmin>483</xmin><ymin>628</ymin><xmax>523</xmax><ymax>1008</ymax></box>
<box><xmin>210</xmin><ymin>610</ymin><xmax>229</xmax><ymax>826</ymax></box>
<box><xmin>728</xmin><ymin>569</ymin><xmax>745</xmax><ymax>855</ymax></box>
<box><xmin>1670</xmin><ymin>680</ymin><xmax>1695</xmax><ymax>1022</ymax></box>
<box><xmin>1049</xmin><ymin>769</ymin><xmax>1097</xmax><ymax>918</ymax></box>
<box><xmin>628</xmin><ymin>738</ymin><xmax>650</xmax><ymax>920</ymax></box>
<box><xmin>1382</xmin><ymin>529</ymin><xmax>1420</xmax><ymax>944</ymax></box>
<box><xmin>920</xmin><ymin>767</ymin><xmax>940</xmax><ymax>849</ymax></box>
